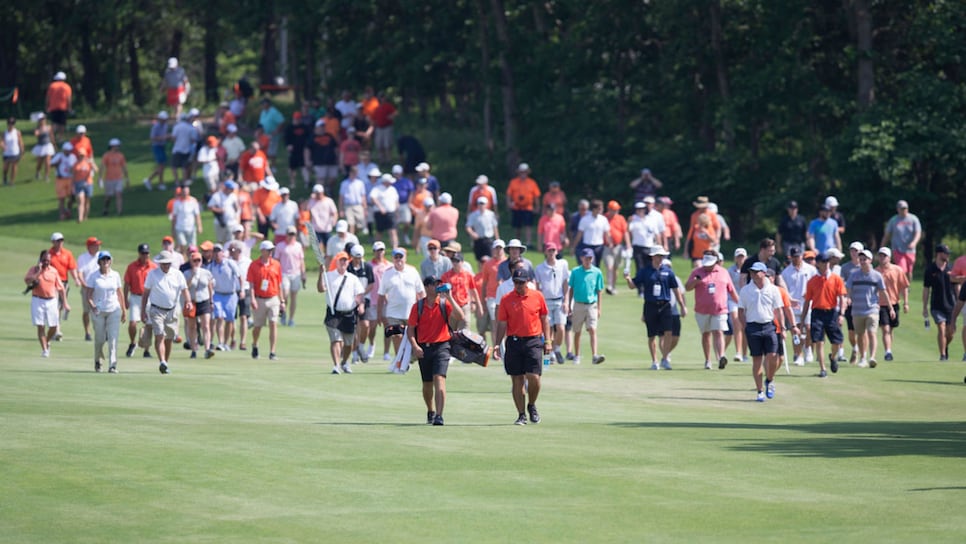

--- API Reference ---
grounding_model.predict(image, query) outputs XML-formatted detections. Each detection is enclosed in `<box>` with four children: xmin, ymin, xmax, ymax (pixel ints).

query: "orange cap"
<box><xmin>607</xmin><ymin>200</ymin><xmax>621</xmax><ymax>211</ymax></box>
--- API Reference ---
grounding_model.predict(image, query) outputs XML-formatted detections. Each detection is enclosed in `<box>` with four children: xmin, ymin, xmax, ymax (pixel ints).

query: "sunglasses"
<box><xmin>192</xmin><ymin>259</ymin><xmax>201</xmax><ymax>263</ymax></box>
<box><xmin>393</xmin><ymin>255</ymin><xmax>404</xmax><ymax>259</ymax></box>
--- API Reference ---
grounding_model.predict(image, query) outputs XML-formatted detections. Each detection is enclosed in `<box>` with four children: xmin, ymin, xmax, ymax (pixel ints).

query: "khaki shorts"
<box><xmin>326</xmin><ymin>325</ymin><xmax>348</xmax><ymax>344</ymax></box>
<box><xmin>252</xmin><ymin>296</ymin><xmax>281</xmax><ymax>327</ymax></box>
<box><xmin>344</xmin><ymin>205</ymin><xmax>366</xmax><ymax>231</ymax></box>
<box><xmin>853</xmin><ymin>313</ymin><xmax>879</xmax><ymax>333</ymax></box>
<box><xmin>103</xmin><ymin>179</ymin><xmax>124</xmax><ymax>197</ymax></box>
<box><xmin>147</xmin><ymin>305</ymin><xmax>179</xmax><ymax>338</ymax></box>
<box><xmin>282</xmin><ymin>273</ymin><xmax>303</xmax><ymax>293</ymax></box>
<box><xmin>694</xmin><ymin>312</ymin><xmax>729</xmax><ymax>333</ymax></box>
<box><xmin>128</xmin><ymin>294</ymin><xmax>143</xmax><ymax>322</ymax></box>
<box><xmin>571</xmin><ymin>301</ymin><xmax>599</xmax><ymax>331</ymax></box>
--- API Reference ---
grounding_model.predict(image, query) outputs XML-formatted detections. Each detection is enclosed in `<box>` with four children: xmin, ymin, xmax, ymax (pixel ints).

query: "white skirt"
<box><xmin>32</xmin><ymin>143</ymin><xmax>55</xmax><ymax>157</ymax></box>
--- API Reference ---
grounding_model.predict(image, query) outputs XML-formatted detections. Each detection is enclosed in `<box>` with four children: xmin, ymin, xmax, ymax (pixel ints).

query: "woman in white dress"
<box><xmin>2</xmin><ymin>117</ymin><xmax>24</xmax><ymax>186</ymax></box>
<box><xmin>32</xmin><ymin>114</ymin><xmax>55</xmax><ymax>181</ymax></box>
<box><xmin>83</xmin><ymin>251</ymin><xmax>126</xmax><ymax>373</ymax></box>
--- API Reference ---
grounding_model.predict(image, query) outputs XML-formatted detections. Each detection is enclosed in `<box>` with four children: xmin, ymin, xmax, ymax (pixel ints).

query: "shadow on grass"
<box><xmin>313</xmin><ymin>422</ymin><xmax>505</xmax><ymax>427</ymax></box>
<box><xmin>908</xmin><ymin>486</ymin><xmax>966</xmax><ymax>492</ymax></box>
<box><xmin>885</xmin><ymin>379</ymin><xmax>965</xmax><ymax>388</ymax></box>
<box><xmin>609</xmin><ymin>421</ymin><xmax>966</xmax><ymax>458</ymax></box>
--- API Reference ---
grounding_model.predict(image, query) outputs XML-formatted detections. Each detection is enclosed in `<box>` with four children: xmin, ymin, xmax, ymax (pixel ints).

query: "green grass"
<box><xmin>1</xmin><ymin>119</ymin><xmax>965</xmax><ymax>543</ymax></box>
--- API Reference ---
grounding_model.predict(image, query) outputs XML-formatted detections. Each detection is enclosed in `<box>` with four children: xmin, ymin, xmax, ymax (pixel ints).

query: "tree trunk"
<box><xmin>474</xmin><ymin>0</ymin><xmax>494</xmax><ymax>154</ymax></box>
<box><xmin>0</xmin><ymin>5</ymin><xmax>19</xmax><ymax>89</ymax></box>
<box><xmin>79</xmin><ymin>20</ymin><xmax>100</xmax><ymax>106</ymax></box>
<box><xmin>169</xmin><ymin>29</ymin><xmax>184</xmax><ymax>65</ymax></box>
<box><xmin>854</xmin><ymin>0</ymin><xmax>875</xmax><ymax>108</ymax></box>
<box><xmin>260</xmin><ymin>10</ymin><xmax>279</xmax><ymax>86</ymax></box>
<box><xmin>128</xmin><ymin>33</ymin><xmax>144</xmax><ymax>107</ymax></box>
<box><xmin>489</xmin><ymin>0</ymin><xmax>519</xmax><ymax>173</ymax></box>
<box><xmin>203</xmin><ymin>8</ymin><xmax>219</xmax><ymax>103</ymax></box>
<box><xmin>709</xmin><ymin>0</ymin><xmax>735</xmax><ymax>150</ymax></box>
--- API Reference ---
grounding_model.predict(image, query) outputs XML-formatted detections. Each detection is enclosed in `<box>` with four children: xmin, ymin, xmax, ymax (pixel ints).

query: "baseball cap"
<box><xmin>372</xmin><ymin>241</ymin><xmax>386</xmax><ymax>251</ymax></box>
<box><xmin>392</xmin><ymin>247</ymin><xmax>407</xmax><ymax>257</ymax></box>
<box><xmin>650</xmin><ymin>246</ymin><xmax>669</xmax><ymax>256</ymax></box>
<box><xmin>285</xmin><ymin>225</ymin><xmax>297</xmax><ymax>235</ymax></box>
<box><xmin>226</xmin><ymin>123</ymin><xmax>237</xmax><ymax>132</ymax></box>
<box><xmin>50</xmin><ymin>232</ymin><xmax>65</xmax><ymax>242</ymax></box>
<box><xmin>199</xmin><ymin>240</ymin><xmax>215</xmax><ymax>251</ymax></box>
<box><xmin>700</xmin><ymin>254</ymin><xmax>718</xmax><ymax>267</ymax></box>
<box><xmin>750</xmin><ymin>262</ymin><xmax>768</xmax><ymax>273</ymax></box>
<box><xmin>108</xmin><ymin>138</ymin><xmax>121</xmax><ymax>147</ymax></box>
<box><xmin>825</xmin><ymin>196</ymin><xmax>839</xmax><ymax>208</ymax></box>
<box><xmin>788</xmin><ymin>247</ymin><xmax>802</xmax><ymax>257</ymax></box>
<box><xmin>426</xmin><ymin>240</ymin><xmax>440</xmax><ymax>250</ymax></box>
<box><xmin>734</xmin><ymin>248</ymin><xmax>748</xmax><ymax>257</ymax></box>
<box><xmin>787</xmin><ymin>200</ymin><xmax>798</xmax><ymax>208</ymax></box>
<box><xmin>97</xmin><ymin>251</ymin><xmax>112</xmax><ymax>261</ymax></box>
<box><xmin>158</xmin><ymin>111</ymin><xmax>170</xmax><ymax>120</ymax></box>
<box><xmin>658</xmin><ymin>196</ymin><xmax>673</xmax><ymax>206</ymax></box>
<box><xmin>415</xmin><ymin>162</ymin><xmax>430</xmax><ymax>172</ymax></box>
<box><xmin>511</xmin><ymin>268</ymin><xmax>530</xmax><ymax>283</ymax></box>
<box><xmin>826</xmin><ymin>248</ymin><xmax>844</xmax><ymax>259</ymax></box>
<box><xmin>213</xmin><ymin>243</ymin><xmax>224</xmax><ymax>252</ymax></box>
<box><xmin>641</xmin><ymin>168</ymin><xmax>651</xmax><ymax>175</ymax></box>
<box><xmin>188</xmin><ymin>108</ymin><xmax>200</xmax><ymax>118</ymax></box>
<box><xmin>819</xmin><ymin>204</ymin><xmax>830</xmax><ymax>212</ymax></box>
<box><xmin>859</xmin><ymin>249</ymin><xmax>873</xmax><ymax>260</ymax></box>
<box><xmin>137</xmin><ymin>243</ymin><xmax>150</xmax><ymax>254</ymax></box>
<box><xmin>491</xmin><ymin>239</ymin><xmax>506</xmax><ymax>249</ymax></box>
<box><xmin>423</xmin><ymin>196</ymin><xmax>435</xmax><ymax>207</ymax></box>
<box><xmin>332</xmin><ymin>251</ymin><xmax>350</xmax><ymax>262</ymax></box>
<box><xmin>936</xmin><ymin>244</ymin><xmax>951</xmax><ymax>254</ymax></box>
<box><xmin>259</xmin><ymin>240</ymin><xmax>275</xmax><ymax>251</ymax></box>
<box><xmin>368</xmin><ymin>167</ymin><xmax>382</xmax><ymax>177</ymax></box>
<box><xmin>803</xmin><ymin>250</ymin><xmax>817</xmax><ymax>260</ymax></box>
<box><xmin>279</xmin><ymin>187</ymin><xmax>290</xmax><ymax>195</ymax></box>
<box><xmin>643</xmin><ymin>196</ymin><xmax>656</xmax><ymax>204</ymax></box>
<box><xmin>634</xmin><ymin>202</ymin><xmax>647</xmax><ymax>209</ymax></box>
<box><xmin>86</xmin><ymin>236</ymin><xmax>101</xmax><ymax>246</ymax></box>
<box><xmin>849</xmin><ymin>241</ymin><xmax>865</xmax><ymax>251</ymax></box>
<box><xmin>312</xmin><ymin>184</ymin><xmax>325</xmax><ymax>194</ymax></box>
<box><xmin>815</xmin><ymin>253</ymin><xmax>830</xmax><ymax>263</ymax></box>
<box><xmin>476</xmin><ymin>175</ymin><xmax>489</xmax><ymax>185</ymax></box>
<box><xmin>607</xmin><ymin>200</ymin><xmax>621</xmax><ymax>211</ymax></box>
<box><xmin>231</xmin><ymin>224</ymin><xmax>244</xmax><ymax>234</ymax></box>
<box><xmin>391</xmin><ymin>164</ymin><xmax>403</xmax><ymax>175</ymax></box>
<box><xmin>544</xmin><ymin>242</ymin><xmax>559</xmax><ymax>252</ymax></box>
<box><xmin>350</xmin><ymin>244</ymin><xmax>365</xmax><ymax>258</ymax></box>
<box><xmin>580</xmin><ymin>248</ymin><xmax>595</xmax><ymax>259</ymax></box>
<box><xmin>167</xmin><ymin>57</ymin><xmax>178</xmax><ymax>68</ymax></box>
<box><xmin>380</xmin><ymin>173</ymin><xmax>395</xmax><ymax>184</ymax></box>
<box><xmin>439</xmin><ymin>192</ymin><xmax>453</xmax><ymax>204</ymax></box>
<box><xmin>877</xmin><ymin>247</ymin><xmax>892</xmax><ymax>257</ymax></box>
<box><xmin>335</xmin><ymin>220</ymin><xmax>348</xmax><ymax>233</ymax></box>
<box><xmin>517</xmin><ymin>163</ymin><xmax>530</xmax><ymax>172</ymax></box>
<box><xmin>897</xmin><ymin>199</ymin><xmax>909</xmax><ymax>209</ymax></box>
<box><xmin>76</xmin><ymin>125</ymin><xmax>87</xmax><ymax>134</ymax></box>
<box><xmin>53</xmin><ymin>71</ymin><xmax>66</xmax><ymax>81</ymax></box>
<box><xmin>62</xmin><ymin>142</ymin><xmax>73</xmax><ymax>151</ymax></box>
<box><xmin>223</xmin><ymin>180</ymin><xmax>238</xmax><ymax>191</ymax></box>
<box><xmin>422</xmin><ymin>275</ymin><xmax>441</xmax><ymax>286</ymax></box>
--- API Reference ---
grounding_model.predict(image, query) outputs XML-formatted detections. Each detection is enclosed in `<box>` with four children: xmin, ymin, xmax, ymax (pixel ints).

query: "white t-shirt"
<box><xmin>326</xmin><ymin>233</ymin><xmax>359</xmax><ymax>258</ymax></box>
<box><xmin>222</xmin><ymin>135</ymin><xmax>245</xmax><ymax>162</ymax></box>
<box><xmin>207</xmin><ymin>191</ymin><xmax>239</xmax><ymax>227</ymax></box>
<box><xmin>780</xmin><ymin>262</ymin><xmax>817</xmax><ymax>310</ymax></box>
<box><xmin>85</xmin><ymin>269</ymin><xmax>123</xmax><ymax>313</ymax></box>
<box><xmin>197</xmin><ymin>146</ymin><xmax>220</xmax><ymax>177</ymax></box>
<box><xmin>577</xmin><ymin>214</ymin><xmax>611</xmax><ymax>246</ymax></box>
<box><xmin>628</xmin><ymin>211</ymin><xmax>666</xmax><ymax>247</ymax></box>
<box><xmin>51</xmin><ymin>152</ymin><xmax>77</xmax><ymax>178</ymax></box>
<box><xmin>144</xmin><ymin>267</ymin><xmax>188</xmax><ymax>309</ymax></box>
<box><xmin>325</xmin><ymin>271</ymin><xmax>365</xmax><ymax>313</ymax></box>
<box><xmin>738</xmin><ymin>281</ymin><xmax>783</xmax><ymax>324</ymax></box>
<box><xmin>269</xmin><ymin>200</ymin><xmax>300</xmax><ymax>236</ymax></box>
<box><xmin>377</xmin><ymin>264</ymin><xmax>424</xmax><ymax>320</ymax></box>
<box><xmin>77</xmin><ymin>251</ymin><xmax>100</xmax><ymax>286</ymax></box>
<box><xmin>369</xmin><ymin>184</ymin><xmax>400</xmax><ymax>214</ymax></box>
<box><xmin>534</xmin><ymin>260</ymin><xmax>570</xmax><ymax>299</ymax></box>
<box><xmin>466</xmin><ymin>209</ymin><xmax>499</xmax><ymax>238</ymax></box>
<box><xmin>335</xmin><ymin>100</ymin><xmax>360</xmax><ymax>128</ymax></box>
<box><xmin>172</xmin><ymin>198</ymin><xmax>201</xmax><ymax>232</ymax></box>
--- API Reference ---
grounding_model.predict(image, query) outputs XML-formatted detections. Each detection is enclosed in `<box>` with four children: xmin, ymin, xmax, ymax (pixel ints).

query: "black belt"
<box><xmin>32</xmin><ymin>295</ymin><xmax>55</xmax><ymax>300</ymax></box>
<box><xmin>546</xmin><ymin>297</ymin><xmax>563</xmax><ymax>301</ymax></box>
<box><xmin>574</xmin><ymin>301</ymin><xmax>596</xmax><ymax>305</ymax></box>
<box><xmin>215</xmin><ymin>291</ymin><xmax>235</xmax><ymax>295</ymax></box>
<box><xmin>151</xmin><ymin>304</ymin><xmax>174</xmax><ymax>311</ymax></box>
<box><xmin>509</xmin><ymin>335</ymin><xmax>539</xmax><ymax>341</ymax></box>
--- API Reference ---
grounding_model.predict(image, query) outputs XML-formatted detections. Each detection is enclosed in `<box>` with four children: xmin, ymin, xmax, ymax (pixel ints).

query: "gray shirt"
<box><xmin>420</xmin><ymin>256</ymin><xmax>452</xmax><ymax>279</ymax></box>
<box><xmin>846</xmin><ymin>269</ymin><xmax>886</xmax><ymax>317</ymax></box>
<box><xmin>884</xmin><ymin>213</ymin><xmax>922</xmax><ymax>253</ymax></box>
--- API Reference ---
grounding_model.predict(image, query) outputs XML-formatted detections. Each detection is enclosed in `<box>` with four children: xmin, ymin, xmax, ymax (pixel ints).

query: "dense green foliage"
<box><xmin>3</xmin><ymin>1</ymin><xmax>965</xmax><ymax>247</ymax></box>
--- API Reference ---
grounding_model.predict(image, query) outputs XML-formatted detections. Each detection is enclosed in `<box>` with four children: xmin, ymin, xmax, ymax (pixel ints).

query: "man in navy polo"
<box><xmin>625</xmin><ymin>246</ymin><xmax>686</xmax><ymax>370</ymax></box>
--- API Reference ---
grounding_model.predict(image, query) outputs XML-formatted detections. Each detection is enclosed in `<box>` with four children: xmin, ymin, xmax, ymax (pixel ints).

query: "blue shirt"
<box><xmin>259</xmin><ymin>106</ymin><xmax>285</xmax><ymax>134</ymax></box>
<box><xmin>808</xmin><ymin>217</ymin><xmax>839</xmax><ymax>254</ymax></box>
<box><xmin>633</xmin><ymin>263</ymin><xmax>678</xmax><ymax>303</ymax></box>
<box><xmin>568</xmin><ymin>265</ymin><xmax>604</xmax><ymax>304</ymax></box>
<box><xmin>394</xmin><ymin>176</ymin><xmax>415</xmax><ymax>203</ymax></box>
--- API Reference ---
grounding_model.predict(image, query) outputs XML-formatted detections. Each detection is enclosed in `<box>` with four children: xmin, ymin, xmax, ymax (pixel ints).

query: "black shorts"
<box><xmin>473</xmin><ymin>237</ymin><xmax>493</xmax><ymax>262</ymax></box>
<box><xmin>194</xmin><ymin>299</ymin><xmax>212</xmax><ymax>316</ymax></box>
<box><xmin>503</xmin><ymin>335</ymin><xmax>543</xmax><ymax>376</ymax></box>
<box><xmin>879</xmin><ymin>304</ymin><xmax>899</xmax><ymax>328</ymax></box>
<box><xmin>844</xmin><ymin>304</ymin><xmax>854</xmax><ymax>331</ymax></box>
<box><xmin>237</xmin><ymin>293</ymin><xmax>251</xmax><ymax>317</ymax></box>
<box><xmin>315</xmin><ymin>231</ymin><xmax>331</xmax><ymax>246</ymax></box>
<box><xmin>810</xmin><ymin>309</ymin><xmax>845</xmax><ymax>345</ymax></box>
<box><xmin>777</xmin><ymin>335</ymin><xmax>785</xmax><ymax>357</ymax></box>
<box><xmin>511</xmin><ymin>209</ymin><xmax>535</xmax><ymax>228</ymax></box>
<box><xmin>644</xmin><ymin>300</ymin><xmax>673</xmax><ymax>337</ymax></box>
<box><xmin>670</xmin><ymin>315</ymin><xmax>682</xmax><ymax>337</ymax></box>
<box><xmin>288</xmin><ymin>149</ymin><xmax>305</xmax><ymax>169</ymax></box>
<box><xmin>374</xmin><ymin>212</ymin><xmax>395</xmax><ymax>232</ymax></box>
<box><xmin>48</xmin><ymin>110</ymin><xmax>68</xmax><ymax>126</ymax></box>
<box><xmin>745</xmin><ymin>322</ymin><xmax>778</xmax><ymax>357</ymax></box>
<box><xmin>724</xmin><ymin>313</ymin><xmax>734</xmax><ymax>336</ymax></box>
<box><xmin>418</xmin><ymin>341</ymin><xmax>451</xmax><ymax>382</ymax></box>
<box><xmin>171</xmin><ymin>152</ymin><xmax>191</xmax><ymax>168</ymax></box>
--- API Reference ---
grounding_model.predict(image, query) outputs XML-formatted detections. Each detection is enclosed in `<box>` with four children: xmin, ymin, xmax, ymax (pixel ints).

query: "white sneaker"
<box><xmin>142</xmin><ymin>178</ymin><xmax>152</xmax><ymax>191</ymax></box>
<box><xmin>383</xmin><ymin>353</ymin><xmax>391</xmax><ymax>361</ymax></box>
<box><xmin>351</xmin><ymin>351</ymin><xmax>359</xmax><ymax>364</ymax></box>
<box><xmin>650</xmin><ymin>362</ymin><xmax>659</xmax><ymax>370</ymax></box>
<box><xmin>158</xmin><ymin>183</ymin><xmax>167</xmax><ymax>191</ymax></box>
<box><xmin>804</xmin><ymin>349</ymin><xmax>814</xmax><ymax>363</ymax></box>
<box><xmin>41</xmin><ymin>349</ymin><xmax>50</xmax><ymax>358</ymax></box>
<box><xmin>733</xmin><ymin>355</ymin><xmax>743</xmax><ymax>362</ymax></box>
<box><xmin>342</xmin><ymin>363</ymin><xmax>352</xmax><ymax>374</ymax></box>
<box><xmin>793</xmin><ymin>356</ymin><xmax>805</xmax><ymax>367</ymax></box>
<box><xmin>857</xmin><ymin>359</ymin><xmax>869</xmax><ymax>368</ymax></box>
<box><xmin>367</xmin><ymin>345</ymin><xmax>376</xmax><ymax>359</ymax></box>
<box><xmin>573</xmin><ymin>355</ymin><xmax>581</xmax><ymax>365</ymax></box>
<box><xmin>331</xmin><ymin>366</ymin><xmax>342</xmax><ymax>375</ymax></box>
<box><xmin>704</xmin><ymin>361</ymin><xmax>712</xmax><ymax>370</ymax></box>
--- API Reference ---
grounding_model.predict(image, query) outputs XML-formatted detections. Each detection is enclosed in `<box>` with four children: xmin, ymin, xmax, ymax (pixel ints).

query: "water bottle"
<box><xmin>792</xmin><ymin>334</ymin><xmax>801</xmax><ymax>346</ymax></box>
<box><xmin>924</xmin><ymin>318</ymin><xmax>930</xmax><ymax>329</ymax></box>
<box><xmin>543</xmin><ymin>353</ymin><xmax>552</xmax><ymax>367</ymax></box>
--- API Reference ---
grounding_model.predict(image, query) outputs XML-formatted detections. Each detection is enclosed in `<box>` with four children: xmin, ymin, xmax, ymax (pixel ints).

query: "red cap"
<box><xmin>86</xmin><ymin>236</ymin><xmax>101</xmax><ymax>246</ymax></box>
<box><xmin>189</xmin><ymin>252</ymin><xmax>202</xmax><ymax>261</ymax></box>
<box><xmin>293</xmin><ymin>111</ymin><xmax>303</xmax><ymax>120</ymax></box>
<box><xmin>162</xmin><ymin>236</ymin><xmax>174</xmax><ymax>244</ymax></box>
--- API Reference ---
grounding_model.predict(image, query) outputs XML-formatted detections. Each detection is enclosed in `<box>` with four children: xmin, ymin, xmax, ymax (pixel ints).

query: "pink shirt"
<box><xmin>538</xmin><ymin>213</ymin><xmax>567</xmax><ymax>247</ymax></box>
<box><xmin>273</xmin><ymin>240</ymin><xmax>305</xmax><ymax>275</ymax></box>
<box><xmin>688</xmin><ymin>265</ymin><xmax>736</xmax><ymax>315</ymax></box>
<box><xmin>368</xmin><ymin>259</ymin><xmax>391</xmax><ymax>302</ymax></box>
<box><xmin>952</xmin><ymin>255</ymin><xmax>966</xmax><ymax>280</ymax></box>
<box><xmin>427</xmin><ymin>204</ymin><xmax>460</xmax><ymax>242</ymax></box>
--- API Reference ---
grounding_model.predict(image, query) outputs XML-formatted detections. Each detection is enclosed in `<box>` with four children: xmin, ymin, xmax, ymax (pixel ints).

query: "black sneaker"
<box><xmin>252</xmin><ymin>346</ymin><xmax>259</xmax><ymax>359</ymax></box>
<box><xmin>269</xmin><ymin>353</ymin><xmax>277</xmax><ymax>361</ymax></box>
<box><xmin>159</xmin><ymin>362</ymin><xmax>169</xmax><ymax>374</ymax></box>
<box><xmin>432</xmin><ymin>415</ymin><xmax>444</xmax><ymax>426</ymax></box>
<box><xmin>183</xmin><ymin>342</ymin><xmax>191</xmax><ymax>351</ymax></box>
<box><xmin>427</xmin><ymin>411</ymin><xmax>436</xmax><ymax>425</ymax></box>
<box><xmin>527</xmin><ymin>404</ymin><xmax>540</xmax><ymax>424</ymax></box>
<box><xmin>125</xmin><ymin>343</ymin><xmax>136</xmax><ymax>358</ymax></box>
<box><xmin>94</xmin><ymin>360</ymin><xmax>101</xmax><ymax>372</ymax></box>
<box><xmin>85</xmin><ymin>333</ymin><xmax>92</xmax><ymax>342</ymax></box>
<box><xmin>190</xmin><ymin>351</ymin><xmax>197</xmax><ymax>359</ymax></box>
<box><xmin>718</xmin><ymin>356</ymin><xmax>728</xmax><ymax>370</ymax></box>
<box><xmin>108</xmin><ymin>366</ymin><xmax>117</xmax><ymax>374</ymax></box>
<box><xmin>143</xmin><ymin>350</ymin><xmax>151</xmax><ymax>358</ymax></box>
<box><xmin>514</xmin><ymin>413</ymin><xmax>528</xmax><ymax>425</ymax></box>
<box><xmin>829</xmin><ymin>353</ymin><xmax>839</xmax><ymax>374</ymax></box>
<box><xmin>204</xmin><ymin>349</ymin><xmax>215</xmax><ymax>359</ymax></box>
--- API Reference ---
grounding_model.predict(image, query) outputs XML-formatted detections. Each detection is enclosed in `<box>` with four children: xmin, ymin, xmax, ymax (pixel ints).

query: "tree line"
<box><xmin>2</xmin><ymin>0</ymin><xmax>965</xmax><ymax>252</ymax></box>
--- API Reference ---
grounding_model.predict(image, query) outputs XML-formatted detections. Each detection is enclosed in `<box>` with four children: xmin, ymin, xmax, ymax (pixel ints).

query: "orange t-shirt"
<box><xmin>468</xmin><ymin>185</ymin><xmax>495</xmax><ymax>212</ymax></box>
<box><xmin>70</xmin><ymin>135</ymin><xmax>92</xmax><ymax>159</ymax></box>
<box><xmin>101</xmin><ymin>150</ymin><xmax>126</xmax><ymax>181</ymax></box>
<box><xmin>689</xmin><ymin>225</ymin><xmax>717</xmax><ymax>259</ymax></box>
<box><xmin>47</xmin><ymin>81</ymin><xmax>72</xmax><ymax>111</ymax></box>
<box><xmin>324</xmin><ymin>118</ymin><xmax>341</xmax><ymax>141</ymax></box>
<box><xmin>441</xmin><ymin>268</ymin><xmax>477</xmax><ymax>307</ymax></box>
<box><xmin>506</xmin><ymin>177</ymin><xmax>541</xmax><ymax>211</ymax></box>
<box><xmin>774</xmin><ymin>286</ymin><xmax>791</xmax><ymax>333</ymax></box>
<box><xmin>248</xmin><ymin>150</ymin><xmax>269</xmax><ymax>182</ymax></box>
<box><xmin>482</xmin><ymin>256</ymin><xmax>505</xmax><ymax>299</ymax></box>
<box><xmin>253</xmin><ymin>187</ymin><xmax>281</xmax><ymax>218</ymax></box>
<box><xmin>542</xmin><ymin>190</ymin><xmax>567</xmax><ymax>213</ymax></box>
<box><xmin>298</xmin><ymin>209</ymin><xmax>311</xmax><ymax>235</ymax></box>
<box><xmin>237</xmin><ymin>190</ymin><xmax>254</xmax><ymax>221</ymax></box>
<box><xmin>48</xmin><ymin>247</ymin><xmax>77</xmax><ymax>282</ymax></box>
<box><xmin>219</xmin><ymin>111</ymin><xmax>237</xmax><ymax>136</ymax></box>
<box><xmin>804</xmin><ymin>272</ymin><xmax>846</xmax><ymax>311</ymax></box>
<box><xmin>878</xmin><ymin>262</ymin><xmax>910</xmax><ymax>305</ymax></box>
<box><xmin>407</xmin><ymin>298</ymin><xmax>453</xmax><ymax>344</ymax></box>
<box><xmin>28</xmin><ymin>266</ymin><xmax>64</xmax><ymax>298</ymax></box>
<box><xmin>608</xmin><ymin>214</ymin><xmax>628</xmax><ymax>246</ymax></box>
<box><xmin>123</xmin><ymin>259</ymin><xmax>157</xmax><ymax>295</ymax></box>
<box><xmin>238</xmin><ymin>150</ymin><xmax>255</xmax><ymax>182</ymax></box>
<box><xmin>247</xmin><ymin>258</ymin><xmax>282</xmax><ymax>298</ymax></box>
<box><xmin>686</xmin><ymin>210</ymin><xmax>720</xmax><ymax>246</ymax></box>
<box><xmin>662</xmin><ymin>209</ymin><xmax>681</xmax><ymax>238</ymax></box>
<box><xmin>73</xmin><ymin>159</ymin><xmax>94</xmax><ymax>184</ymax></box>
<box><xmin>361</xmin><ymin>96</ymin><xmax>380</xmax><ymax>118</ymax></box>
<box><xmin>497</xmin><ymin>288</ymin><xmax>548</xmax><ymax>337</ymax></box>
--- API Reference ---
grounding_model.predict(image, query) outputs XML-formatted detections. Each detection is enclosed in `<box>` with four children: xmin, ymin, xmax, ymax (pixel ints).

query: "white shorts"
<box><xmin>375</xmin><ymin>126</ymin><xmax>394</xmax><ymax>150</ymax></box>
<box><xmin>694</xmin><ymin>312</ymin><xmax>729</xmax><ymax>333</ymax></box>
<box><xmin>31</xmin><ymin>296</ymin><xmax>59</xmax><ymax>327</ymax></box>
<box><xmin>128</xmin><ymin>295</ymin><xmax>143</xmax><ymax>322</ymax></box>
<box><xmin>175</xmin><ymin>229</ymin><xmax>197</xmax><ymax>248</ymax></box>
<box><xmin>486</xmin><ymin>297</ymin><xmax>498</xmax><ymax>322</ymax></box>
<box><xmin>281</xmin><ymin>273</ymin><xmax>303</xmax><ymax>293</ymax></box>
<box><xmin>395</xmin><ymin>205</ymin><xmax>412</xmax><ymax>225</ymax></box>
<box><xmin>545</xmin><ymin>298</ymin><xmax>566</xmax><ymax>327</ymax></box>
<box><xmin>103</xmin><ymin>179</ymin><xmax>124</xmax><ymax>197</ymax></box>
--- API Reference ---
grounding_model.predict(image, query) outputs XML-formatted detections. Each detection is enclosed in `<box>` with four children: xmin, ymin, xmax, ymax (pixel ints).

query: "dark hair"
<box><xmin>759</xmin><ymin>238</ymin><xmax>776</xmax><ymax>249</ymax></box>
<box><xmin>39</xmin><ymin>249</ymin><xmax>49</xmax><ymax>261</ymax></box>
